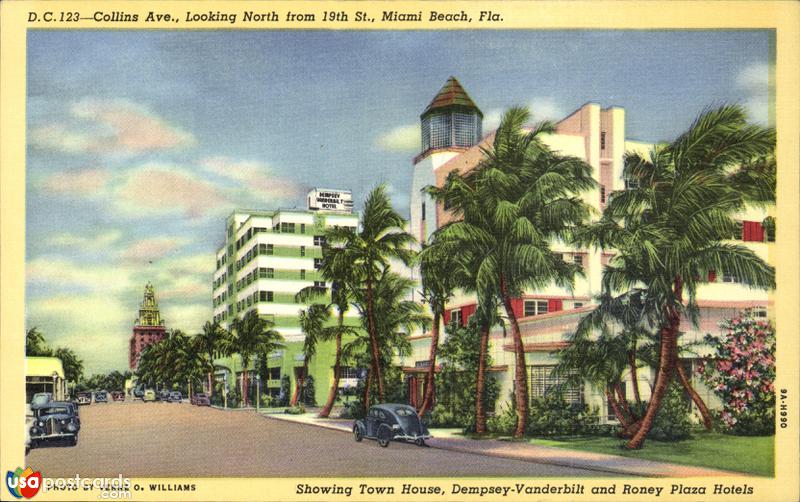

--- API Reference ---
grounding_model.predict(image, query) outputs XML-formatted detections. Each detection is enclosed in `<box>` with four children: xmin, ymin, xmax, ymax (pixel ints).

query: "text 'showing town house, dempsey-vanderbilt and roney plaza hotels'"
<box><xmin>137</xmin><ymin>77</ymin><xmax>769</xmax><ymax>421</ymax></box>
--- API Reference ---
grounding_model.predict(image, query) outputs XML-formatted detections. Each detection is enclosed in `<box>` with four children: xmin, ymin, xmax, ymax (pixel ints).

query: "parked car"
<box><xmin>353</xmin><ymin>404</ymin><xmax>431</xmax><ymax>447</ymax></box>
<box><xmin>29</xmin><ymin>401</ymin><xmax>81</xmax><ymax>447</ymax></box>
<box><xmin>158</xmin><ymin>389</ymin><xmax>171</xmax><ymax>401</ymax></box>
<box><xmin>94</xmin><ymin>390</ymin><xmax>108</xmax><ymax>403</ymax></box>
<box><xmin>143</xmin><ymin>389</ymin><xmax>156</xmax><ymax>402</ymax></box>
<box><xmin>191</xmin><ymin>393</ymin><xmax>210</xmax><ymax>406</ymax></box>
<box><xmin>168</xmin><ymin>391</ymin><xmax>183</xmax><ymax>403</ymax></box>
<box><xmin>31</xmin><ymin>393</ymin><xmax>53</xmax><ymax>408</ymax></box>
<box><xmin>133</xmin><ymin>386</ymin><xmax>144</xmax><ymax>400</ymax></box>
<box><xmin>76</xmin><ymin>392</ymin><xmax>92</xmax><ymax>405</ymax></box>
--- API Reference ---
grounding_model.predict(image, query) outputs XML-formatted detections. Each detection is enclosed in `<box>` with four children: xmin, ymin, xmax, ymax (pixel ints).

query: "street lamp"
<box><xmin>223</xmin><ymin>371</ymin><xmax>228</xmax><ymax>409</ymax></box>
<box><xmin>256</xmin><ymin>374</ymin><xmax>261</xmax><ymax>412</ymax></box>
<box><xmin>52</xmin><ymin>371</ymin><xmax>59</xmax><ymax>400</ymax></box>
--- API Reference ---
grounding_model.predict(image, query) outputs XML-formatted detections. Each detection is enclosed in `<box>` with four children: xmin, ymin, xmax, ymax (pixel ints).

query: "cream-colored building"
<box><xmin>404</xmin><ymin>77</ymin><xmax>771</xmax><ymax>423</ymax></box>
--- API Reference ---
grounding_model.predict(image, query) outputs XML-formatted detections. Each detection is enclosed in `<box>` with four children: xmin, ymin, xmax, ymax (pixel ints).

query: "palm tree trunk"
<box><xmin>676</xmin><ymin>361</ymin><xmax>713</xmax><ymax>430</ymax></box>
<box><xmin>628</xmin><ymin>347</ymin><xmax>641</xmax><ymax>406</ymax></box>
<box><xmin>362</xmin><ymin>369</ymin><xmax>371</xmax><ymax>415</ymax></box>
<box><xmin>474</xmin><ymin>319</ymin><xmax>491</xmax><ymax>435</ymax></box>
<box><xmin>615</xmin><ymin>382</ymin><xmax>632</xmax><ymax>418</ymax></box>
<box><xmin>319</xmin><ymin>315</ymin><xmax>344</xmax><ymax>418</ymax></box>
<box><xmin>499</xmin><ymin>275</ymin><xmax>528</xmax><ymax>439</ymax></box>
<box><xmin>365</xmin><ymin>276</ymin><xmax>385</xmax><ymax>401</ymax></box>
<box><xmin>418</xmin><ymin>310</ymin><xmax>441</xmax><ymax>417</ymax></box>
<box><xmin>604</xmin><ymin>387</ymin><xmax>631</xmax><ymax>428</ymax></box>
<box><xmin>241</xmin><ymin>359</ymin><xmax>249</xmax><ymax>407</ymax></box>
<box><xmin>207</xmin><ymin>371</ymin><xmax>213</xmax><ymax>398</ymax></box>
<box><xmin>626</xmin><ymin>277</ymin><xmax>683</xmax><ymax>449</ymax></box>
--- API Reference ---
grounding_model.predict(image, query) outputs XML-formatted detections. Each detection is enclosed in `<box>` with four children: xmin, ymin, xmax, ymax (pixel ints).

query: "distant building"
<box><xmin>129</xmin><ymin>283</ymin><xmax>167</xmax><ymax>369</ymax></box>
<box><xmin>212</xmin><ymin>191</ymin><xmax>361</xmax><ymax>404</ymax></box>
<box><xmin>25</xmin><ymin>356</ymin><xmax>66</xmax><ymax>402</ymax></box>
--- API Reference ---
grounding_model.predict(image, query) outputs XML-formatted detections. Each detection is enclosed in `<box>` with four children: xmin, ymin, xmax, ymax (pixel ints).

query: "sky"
<box><xmin>25</xmin><ymin>30</ymin><xmax>773</xmax><ymax>375</ymax></box>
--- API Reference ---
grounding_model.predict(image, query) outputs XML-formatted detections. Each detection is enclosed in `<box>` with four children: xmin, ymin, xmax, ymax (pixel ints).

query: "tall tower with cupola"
<box><xmin>129</xmin><ymin>282</ymin><xmax>167</xmax><ymax>369</ymax></box>
<box><xmin>410</xmin><ymin>77</ymin><xmax>483</xmax><ymax>244</ymax></box>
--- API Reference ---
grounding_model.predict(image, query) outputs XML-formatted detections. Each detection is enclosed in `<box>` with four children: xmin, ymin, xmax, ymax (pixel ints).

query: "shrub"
<box><xmin>698</xmin><ymin>315</ymin><xmax>775</xmax><ymax>436</ymax></box>
<box><xmin>277</xmin><ymin>375</ymin><xmax>291</xmax><ymax>407</ymax></box>
<box><xmin>486</xmin><ymin>393</ymin><xmax>601</xmax><ymax>437</ymax></box>
<box><xmin>284</xmin><ymin>405</ymin><xmax>306</xmax><ymax>415</ymax></box>
<box><xmin>303</xmin><ymin>375</ymin><xmax>316</xmax><ymax>406</ymax></box>
<box><xmin>646</xmin><ymin>382</ymin><xmax>692</xmax><ymax>441</ymax></box>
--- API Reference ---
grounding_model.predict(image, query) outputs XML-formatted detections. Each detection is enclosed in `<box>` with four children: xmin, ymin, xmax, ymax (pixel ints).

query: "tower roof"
<box><xmin>421</xmin><ymin>77</ymin><xmax>483</xmax><ymax>118</ymax></box>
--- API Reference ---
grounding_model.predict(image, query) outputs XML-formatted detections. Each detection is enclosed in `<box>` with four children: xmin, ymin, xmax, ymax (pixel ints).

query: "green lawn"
<box><xmin>533</xmin><ymin>432</ymin><xmax>774</xmax><ymax>477</ymax></box>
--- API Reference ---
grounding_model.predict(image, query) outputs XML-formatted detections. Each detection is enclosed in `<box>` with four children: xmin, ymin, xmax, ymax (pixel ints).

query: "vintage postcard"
<box><xmin>1</xmin><ymin>1</ymin><xmax>798</xmax><ymax>501</ymax></box>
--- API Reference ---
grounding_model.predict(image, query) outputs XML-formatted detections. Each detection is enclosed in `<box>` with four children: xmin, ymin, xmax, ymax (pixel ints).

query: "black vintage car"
<box><xmin>30</xmin><ymin>401</ymin><xmax>81</xmax><ymax>447</ymax></box>
<box><xmin>76</xmin><ymin>392</ymin><xmax>92</xmax><ymax>405</ymax></box>
<box><xmin>353</xmin><ymin>404</ymin><xmax>431</xmax><ymax>447</ymax></box>
<box><xmin>94</xmin><ymin>390</ymin><xmax>108</xmax><ymax>403</ymax></box>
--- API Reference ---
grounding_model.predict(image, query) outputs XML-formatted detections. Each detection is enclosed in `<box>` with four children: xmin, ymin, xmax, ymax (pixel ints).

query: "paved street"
<box><xmin>26</xmin><ymin>400</ymin><xmax>611</xmax><ymax>478</ymax></box>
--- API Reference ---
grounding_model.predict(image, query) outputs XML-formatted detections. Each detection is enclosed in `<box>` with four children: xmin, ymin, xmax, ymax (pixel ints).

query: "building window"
<box><xmin>745</xmin><ymin>306</ymin><xmax>768</xmax><ymax>318</ymax></box>
<box><xmin>530</xmin><ymin>365</ymin><xmax>582</xmax><ymax>405</ymax></box>
<box><xmin>314</xmin><ymin>281</ymin><xmax>326</xmax><ymax>288</ymax></box>
<box><xmin>573</xmin><ymin>302</ymin><xmax>584</xmax><ymax>309</ymax></box>
<box><xmin>280</xmin><ymin>222</ymin><xmax>295</xmax><ymax>233</ymax></box>
<box><xmin>573</xmin><ymin>254</ymin><xmax>584</xmax><ymax>267</ymax></box>
<box><xmin>300</xmin><ymin>246</ymin><xmax>306</xmax><ymax>257</ymax></box>
<box><xmin>313</xmin><ymin>235</ymin><xmax>326</xmax><ymax>246</ymax></box>
<box><xmin>258</xmin><ymin>291</ymin><xmax>273</xmax><ymax>302</ymax></box>
<box><xmin>600</xmin><ymin>185</ymin><xmax>606</xmax><ymax>203</ymax></box>
<box><xmin>300</xmin><ymin>269</ymin><xmax>306</xmax><ymax>280</ymax></box>
<box><xmin>339</xmin><ymin>367</ymin><xmax>360</xmax><ymax>379</ymax></box>
<box><xmin>449</xmin><ymin>309</ymin><xmax>462</xmax><ymax>326</ymax></box>
<box><xmin>421</xmin><ymin>201</ymin><xmax>426</xmax><ymax>221</ymax></box>
<box><xmin>600</xmin><ymin>131</ymin><xmax>606</xmax><ymax>150</ymax></box>
<box><xmin>300</xmin><ymin>223</ymin><xmax>306</xmax><ymax>234</ymax></box>
<box><xmin>523</xmin><ymin>300</ymin><xmax>548</xmax><ymax>317</ymax></box>
<box><xmin>314</xmin><ymin>258</ymin><xmax>322</xmax><ymax>270</ymax></box>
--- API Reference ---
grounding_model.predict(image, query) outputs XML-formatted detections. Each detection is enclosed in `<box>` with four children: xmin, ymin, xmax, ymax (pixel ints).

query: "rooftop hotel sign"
<box><xmin>307</xmin><ymin>188</ymin><xmax>353</xmax><ymax>213</ymax></box>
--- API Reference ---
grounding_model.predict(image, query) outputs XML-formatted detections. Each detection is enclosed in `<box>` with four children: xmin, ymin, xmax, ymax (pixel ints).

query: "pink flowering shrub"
<box><xmin>698</xmin><ymin>314</ymin><xmax>775</xmax><ymax>435</ymax></box>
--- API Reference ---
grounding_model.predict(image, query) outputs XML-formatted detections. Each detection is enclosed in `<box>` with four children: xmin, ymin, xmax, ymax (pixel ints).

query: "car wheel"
<box><xmin>353</xmin><ymin>425</ymin><xmax>363</xmax><ymax>442</ymax></box>
<box><xmin>69</xmin><ymin>435</ymin><xmax>78</xmax><ymax>446</ymax></box>
<box><xmin>414</xmin><ymin>438</ymin><xmax>425</xmax><ymax>447</ymax></box>
<box><xmin>377</xmin><ymin>426</ymin><xmax>391</xmax><ymax>448</ymax></box>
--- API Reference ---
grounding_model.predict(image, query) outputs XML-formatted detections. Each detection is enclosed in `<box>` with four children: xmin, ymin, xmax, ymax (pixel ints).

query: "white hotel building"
<box><xmin>402</xmin><ymin>77</ymin><xmax>772</xmax><ymax>421</ymax></box>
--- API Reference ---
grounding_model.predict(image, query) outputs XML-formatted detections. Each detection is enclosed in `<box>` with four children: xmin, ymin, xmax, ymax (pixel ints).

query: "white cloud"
<box><xmin>120</xmin><ymin>237</ymin><xmax>188</xmax><ymax>262</ymax></box>
<box><xmin>39</xmin><ymin>168</ymin><xmax>111</xmax><ymax>196</ymax></box>
<box><xmin>483</xmin><ymin>97</ymin><xmax>565</xmax><ymax>133</ymax></box>
<box><xmin>736</xmin><ymin>63</ymin><xmax>773</xmax><ymax>125</ymax></box>
<box><xmin>375</xmin><ymin>124</ymin><xmax>420</xmax><ymax>152</ymax></box>
<box><xmin>29</xmin><ymin>98</ymin><xmax>195</xmax><ymax>155</ymax></box>
<box><xmin>47</xmin><ymin>230</ymin><xmax>122</xmax><ymax>249</ymax></box>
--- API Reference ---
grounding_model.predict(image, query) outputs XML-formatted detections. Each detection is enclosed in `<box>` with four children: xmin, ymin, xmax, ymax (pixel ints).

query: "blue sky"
<box><xmin>25</xmin><ymin>30</ymin><xmax>773</xmax><ymax>374</ymax></box>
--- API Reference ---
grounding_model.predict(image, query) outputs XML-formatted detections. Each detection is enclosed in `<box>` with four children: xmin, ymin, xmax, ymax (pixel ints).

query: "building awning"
<box><xmin>402</xmin><ymin>365</ymin><xmax>508</xmax><ymax>374</ymax></box>
<box><xmin>502</xmin><ymin>342</ymin><xmax>569</xmax><ymax>353</ymax></box>
<box><xmin>25</xmin><ymin>357</ymin><xmax>65</xmax><ymax>379</ymax></box>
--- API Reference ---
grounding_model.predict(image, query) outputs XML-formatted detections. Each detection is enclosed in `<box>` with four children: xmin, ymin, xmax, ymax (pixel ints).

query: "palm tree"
<box><xmin>295</xmin><ymin>251</ymin><xmax>359</xmax><ymax>417</ymax></box>
<box><xmin>292</xmin><ymin>304</ymin><xmax>330</xmax><ymax>406</ymax></box>
<box><xmin>229</xmin><ymin>310</ymin><xmax>284</xmax><ymax>407</ymax></box>
<box><xmin>325</xmin><ymin>184</ymin><xmax>416</xmax><ymax>402</ymax></box>
<box><xmin>345</xmin><ymin>270</ymin><xmax>428</xmax><ymax>413</ymax></box>
<box><xmin>427</xmin><ymin>106</ymin><xmax>595</xmax><ymax>438</ymax></box>
<box><xmin>26</xmin><ymin>327</ymin><xmax>52</xmax><ymax>356</ymax></box>
<box><xmin>416</xmin><ymin>240</ymin><xmax>459</xmax><ymax>417</ymax></box>
<box><xmin>193</xmin><ymin>320</ymin><xmax>231</xmax><ymax>398</ymax></box>
<box><xmin>54</xmin><ymin>346</ymin><xmax>84</xmax><ymax>387</ymax></box>
<box><xmin>583</xmin><ymin>105</ymin><xmax>775</xmax><ymax>449</ymax></box>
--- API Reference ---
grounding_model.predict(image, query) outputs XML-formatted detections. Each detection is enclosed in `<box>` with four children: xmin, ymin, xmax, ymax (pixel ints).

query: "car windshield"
<box><xmin>31</xmin><ymin>395</ymin><xmax>50</xmax><ymax>406</ymax></box>
<box><xmin>395</xmin><ymin>408</ymin><xmax>416</xmax><ymax>417</ymax></box>
<box><xmin>42</xmin><ymin>406</ymin><xmax>69</xmax><ymax>415</ymax></box>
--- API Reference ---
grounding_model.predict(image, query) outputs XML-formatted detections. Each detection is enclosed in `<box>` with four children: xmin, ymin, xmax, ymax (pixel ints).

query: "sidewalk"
<box><xmin>259</xmin><ymin>410</ymin><xmax>741</xmax><ymax>478</ymax></box>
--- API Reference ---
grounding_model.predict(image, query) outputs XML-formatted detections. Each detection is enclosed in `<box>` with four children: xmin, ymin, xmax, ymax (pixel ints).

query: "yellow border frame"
<box><xmin>1</xmin><ymin>2</ymin><xmax>798</xmax><ymax>501</ymax></box>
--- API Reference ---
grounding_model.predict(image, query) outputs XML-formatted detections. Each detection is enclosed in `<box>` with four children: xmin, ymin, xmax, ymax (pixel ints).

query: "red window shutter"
<box><xmin>743</xmin><ymin>221</ymin><xmax>753</xmax><ymax>241</ymax></box>
<box><xmin>548</xmin><ymin>299</ymin><xmax>563</xmax><ymax>312</ymax></box>
<box><xmin>708</xmin><ymin>270</ymin><xmax>717</xmax><ymax>282</ymax></box>
<box><xmin>461</xmin><ymin>304</ymin><xmax>477</xmax><ymax>326</ymax></box>
<box><xmin>511</xmin><ymin>298</ymin><xmax>524</xmax><ymax>318</ymax></box>
<box><xmin>751</xmin><ymin>221</ymin><xmax>764</xmax><ymax>242</ymax></box>
<box><xmin>443</xmin><ymin>310</ymin><xmax>451</xmax><ymax>325</ymax></box>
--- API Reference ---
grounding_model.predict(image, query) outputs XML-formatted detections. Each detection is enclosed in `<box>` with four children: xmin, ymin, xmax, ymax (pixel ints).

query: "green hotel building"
<box><xmin>211</xmin><ymin>189</ymin><xmax>361</xmax><ymax>405</ymax></box>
